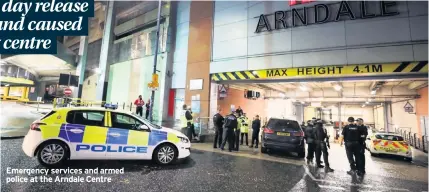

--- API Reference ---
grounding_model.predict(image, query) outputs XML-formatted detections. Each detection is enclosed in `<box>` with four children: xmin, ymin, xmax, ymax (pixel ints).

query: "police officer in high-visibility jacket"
<box><xmin>240</xmin><ymin>113</ymin><xmax>249</xmax><ymax>146</ymax></box>
<box><xmin>180</xmin><ymin>104</ymin><xmax>194</xmax><ymax>140</ymax></box>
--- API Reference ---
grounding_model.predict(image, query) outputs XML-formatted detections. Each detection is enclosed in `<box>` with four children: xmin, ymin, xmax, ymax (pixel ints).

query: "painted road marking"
<box><xmin>318</xmin><ymin>185</ymin><xmax>346</xmax><ymax>191</ymax></box>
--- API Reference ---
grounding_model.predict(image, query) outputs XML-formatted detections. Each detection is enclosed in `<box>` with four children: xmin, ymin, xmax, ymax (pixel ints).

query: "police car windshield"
<box><xmin>135</xmin><ymin>116</ymin><xmax>162</xmax><ymax>129</ymax></box>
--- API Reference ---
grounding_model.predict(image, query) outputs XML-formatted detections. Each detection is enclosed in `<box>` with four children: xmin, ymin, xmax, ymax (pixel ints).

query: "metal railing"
<box><xmin>395</xmin><ymin>128</ymin><xmax>428</xmax><ymax>153</ymax></box>
<box><xmin>196</xmin><ymin>117</ymin><xmax>215</xmax><ymax>136</ymax></box>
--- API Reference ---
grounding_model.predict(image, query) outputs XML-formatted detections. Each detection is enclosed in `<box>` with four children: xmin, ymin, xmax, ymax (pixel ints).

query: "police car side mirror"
<box><xmin>139</xmin><ymin>124</ymin><xmax>150</xmax><ymax>131</ymax></box>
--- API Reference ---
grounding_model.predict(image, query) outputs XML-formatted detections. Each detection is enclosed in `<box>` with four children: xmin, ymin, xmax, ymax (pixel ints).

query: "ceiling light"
<box><xmin>4</xmin><ymin>84</ymin><xmax>9</xmax><ymax>87</ymax></box>
<box><xmin>301</xmin><ymin>101</ymin><xmax>305</xmax><ymax>104</ymax></box>
<box><xmin>279</xmin><ymin>93</ymin><xmax>285</xmax><ymax>97</ymax></box>
<box><xmin>362</xmin><ymin>104</ymin><xmax>366</xmax><ymax>107</ymax></box>
<box><xmin>334</xmin><ymin>84</ymin><xmax>342</xmax><ymax>91</ymax></box>
<box><xmin>299</xmin><ymin>85</ymin><xmax>308</xmax><ymax>91</ymax></box>
<box><xmin>371</xmin><ymin>90</ymin><xmax>376</xmax><ymax>95</ymax></box>
<box><xmin>368</xmin><ymin>98</ymin><xmax>373</xmax><ymax>102</ymax></box>
<box><xmin>365</xmin><ymin>101</ymin><xmax>369</xmax><ymax>104</ymax></box>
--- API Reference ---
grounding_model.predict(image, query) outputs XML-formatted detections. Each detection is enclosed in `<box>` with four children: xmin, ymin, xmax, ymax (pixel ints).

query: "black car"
<box><xmin>261</xmin><ymin>118</ymin><xmax>305</xmax><ymax>158</ymax></box>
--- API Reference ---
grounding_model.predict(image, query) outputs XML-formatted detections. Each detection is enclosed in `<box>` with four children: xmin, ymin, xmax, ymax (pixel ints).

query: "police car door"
<box><xmin>65</xmin><ymin>110</ymin><xmax>109</xmax><ymax>159</ymax></box>
<box><xmin>106</xmin><ymin>112</ymin><xmax>150</xmax><ymax>159</ymax></box>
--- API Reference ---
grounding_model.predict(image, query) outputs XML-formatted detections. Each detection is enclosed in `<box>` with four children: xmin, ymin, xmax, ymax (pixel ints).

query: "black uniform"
<box><xmin>251</xmin><ymin>119</ymin><xmax>261</xmax><ymax>147</ymax></box>
<box><xmin>213</xmin><ymin>113</ymin><xmax>224</xmax><ymax>148</ymax></box>
<box><xmin>314</xmin><ymin>123</ymin><xmax>331</xmax><ymax>168</ymax></box>
<box><xmin>342</xmin><ymin>123</ymin><xmax>362</xmax><ymax>171</ymax></box>
<box><xmin>234</xmin><ymin>123</ymin><xmax>240</xmax><ymax>151</ymax></box>
<box><xmin>357</xmin><ymin>124</ymin><xmax>368</xmax><ymax>173</ymax></box>
<box><xmin>304</xmin><ymin>124</ymin><xmax>316</xmax><ymax>162</ymax></box>
<box><xmin>220</xmin><ymin>113</ymin><xmax>238</xmax><ymax>152</ymax></box>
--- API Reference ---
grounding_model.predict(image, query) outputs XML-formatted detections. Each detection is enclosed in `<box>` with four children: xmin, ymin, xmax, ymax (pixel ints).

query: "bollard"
<box><xmin>130</xmin><ymin>102</ymin><xmax>132</xmax><ymax>112</ymax></box>
<box><xmin>37</xmin><ymin>102</ymin><xmax>39</xmax><ymax>112</ymax></box>
<box><xmin>423</xmin><ymin>136</ymin><xmax>427</xmax><ymax>153</ymax></box>
<box><xmin>123</xmin><ymin>102</ymin><xmax>125</xmax><ymax>110</ymax></box>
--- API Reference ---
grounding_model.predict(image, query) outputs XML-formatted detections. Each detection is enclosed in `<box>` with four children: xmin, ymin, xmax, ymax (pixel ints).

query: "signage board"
<box><xmin>256</xmin><ymin>1</ymin><xmax>399</xmax><ymax>33</ymax></box>
<box><xmin>404</xmin><ymin>102</ymin><xmax>414</xmax><ymax>113</ymax></box>
<box><xmin>211</xmin><ymin>61</ymin><xmax>428</xmax><ymax>81</ymax></box>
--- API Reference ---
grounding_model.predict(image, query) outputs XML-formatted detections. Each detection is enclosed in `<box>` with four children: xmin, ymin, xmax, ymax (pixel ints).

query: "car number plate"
<box><xmin>277</xmin><ymin>132</ymin><xmax>290</xmax><ymax>136</ymax></box>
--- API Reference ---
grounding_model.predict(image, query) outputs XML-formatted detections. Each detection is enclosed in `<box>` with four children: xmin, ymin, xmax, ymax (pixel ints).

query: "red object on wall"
<box><xmin>168</xmin><ymin>89</ymin><xmax>175</xmax><ymax>117</ymax></box>
<box><xmin>289</xmin><ymin>0</ymin><xmax>314</xmax><ymax>6</ymax></box>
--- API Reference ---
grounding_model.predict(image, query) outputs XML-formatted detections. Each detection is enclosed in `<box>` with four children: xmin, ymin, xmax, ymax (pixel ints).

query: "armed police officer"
<box><xmin>250</xmin><ymin>115</ymin><xmax>261</xmax><ymax>148</ymax></box>
<box><xmin>314</xmin><ymin>119</ymin><xmax>334</xmax><ymax>172</ymax></box>
<box><xmin>220</xmin><ymin>111</ymin><xmax>238</xmax><ymax>152</ymax></box>
<box><xmin>240</xmin><ymin>113</ymin><xmax>249</xmax><ymax>146</ymax></box>
<box><xmin>304</xmin><ymin>119</ymin><xmax>316</xmax><ymax>164</ymax></box>
<box><xmin>213</xmin><ymin>108</ymin><xmax>224</xmax><ymax>148</ymax></box>
<box><xmin>356</xmin><ymin>118</ymin><xmax>368</xmax><ymax>175</ymax></box>
<box><xmin>340</xmin><ymin>117</ymin><xmax>363</xmax><ymax>176</ymax></box>
<box><xmin>233</xmin><ymin>113</ymin><xmax>242</xmax><ymax>151</ymax></box>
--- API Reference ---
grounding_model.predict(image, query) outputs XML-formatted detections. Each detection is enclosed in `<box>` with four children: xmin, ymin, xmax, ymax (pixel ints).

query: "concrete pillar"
<box><xmin>384</xmin><ymin>102</ymin><xmax>392</xmax><ymax>132</ymax></box>
<box><xmin>75</xmin><ymin>36</ymin><xmax>89</xmax><ymax>100</ymax></box>
<box><xmin>96</xmin><ymin>1</ymin><xmax>115</xmax><ymax>104</ymax></box>
<box><xmin>37</xmin><ymin>81</ymin><xmax>47</xmax><ymax>98</ymax></box>
<box><xmin>185</xmin><ymin>1</ymin><xmax>213</xmax><ymax>118</ymax></box>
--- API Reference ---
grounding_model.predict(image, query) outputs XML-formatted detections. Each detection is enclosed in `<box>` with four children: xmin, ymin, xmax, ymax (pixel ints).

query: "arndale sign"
<box><xmin>255</xmin><ymin>1</ymin><xmax>399</xmax><ymax>33</ymax></box>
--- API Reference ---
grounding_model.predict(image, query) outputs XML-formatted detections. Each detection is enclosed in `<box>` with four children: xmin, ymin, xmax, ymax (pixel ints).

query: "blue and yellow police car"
<box><xmin>22</xmin><ymin>105</ymin><xmax>191</xmax><ymax>167</ymax></box>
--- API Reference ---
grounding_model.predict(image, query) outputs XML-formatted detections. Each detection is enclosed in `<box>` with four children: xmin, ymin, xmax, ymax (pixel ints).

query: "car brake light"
<box><xmin>264</xmin><ymin>128</ymin><xmax>274</xmax><ymax>134</ymax></box>
<box><xmin>293</xmin><ymin>132</ymin><xmax>304</xmax><ymax>137</ymax></box>
<box><xmin>30</xmin><ymin>122</ymin><xmax>46</xmax><ymax>131</ymax></box>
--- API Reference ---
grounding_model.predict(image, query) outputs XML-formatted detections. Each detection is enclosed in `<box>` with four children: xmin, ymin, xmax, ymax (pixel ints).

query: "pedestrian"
<box><xmin>134</xmin><ymin>95</ymin><xmax>144</xmax><ymax>116</ymax></box>
<box><xmin>213</xmin><ymin>108</ymin><xmax>224</xmax><ymax>148</ymax></box>
<box><xmin>340</xmin><ymin>117</ymin><xmax>363</xmax><ymax>176</ymax></box>
<box><xmin>250</xmin><ymin>115</ymin><xmax>261</xmax><ymax>148</ymax></box>
<box><xmin>235</xmin><ymin>106</ymin><xmax>243</xmax><ymax>116</ymax></box>
<box><xmin>233</xmin><ymin>112</ymin><xmax>241</xmax><ymax>151</ymax></box>
<box><xmin>180</xmin><ymin>104</ymin><xmax>191</xmax><ymax>136</ymax></box>
<box><xmin>304</xmin><ymin>119</ymin><xmax>316</xmax><ymax>164</ymax></box>
<box><xmin>356</xmin><ymin>118</ymin><xmax>368</xmax><ymax>175</ymax></box>
<box><xmin>240</xmin><ymin>113</ymin><xmax>249</xmax><ymax>146</ymax></box>
<box><xmin>314</xmin><ymin>119</ymin><xmax>334</xmax><ymax>172</ymax></box>
<box><xmin>145</xmin><ymin>99</ymin><xmax>151</xmax><ymax>119</ymax></box>
<box><xmin>187</xmin><ymin>106</ymin><xmax>197</xmax><ymax>141</ymax></box>
<box><xmin>220</xmin><ymin>111</ymin><xmax>238</xmax><ymax>152</ymax></box>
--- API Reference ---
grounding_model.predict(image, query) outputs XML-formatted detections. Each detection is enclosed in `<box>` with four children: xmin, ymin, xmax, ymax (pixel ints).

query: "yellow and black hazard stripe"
<box><xmin>393</xmin><ymin>61</ymin><xmax>428</xmax><ymax>73</ymax></box>
<box><xmin>211</xmin><ymin>71</ymin><xmax>260</xmax><ymax>81</ymax></box>
<box><xmin>211</xmin><ymin>61</ymin><xmax>428</xmax><ymax>81</ymax></box>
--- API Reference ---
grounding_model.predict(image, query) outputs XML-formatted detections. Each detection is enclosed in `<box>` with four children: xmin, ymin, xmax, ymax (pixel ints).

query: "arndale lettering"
<box><xmin>255</xmin><ymin>1</ymin><xmax>399</xmax><ymax>33</ymax></box>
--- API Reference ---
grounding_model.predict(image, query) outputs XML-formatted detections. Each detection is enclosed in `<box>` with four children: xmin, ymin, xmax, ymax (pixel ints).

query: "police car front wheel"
<box><xmin>37</xmin><ymin>141</ymin><xmax>68</xmax><ymax>167</ymax></box>
<box><xmin>153</xmin><ymin>144</ymin><xmax>178</xmax><ymax>165</ymax></box>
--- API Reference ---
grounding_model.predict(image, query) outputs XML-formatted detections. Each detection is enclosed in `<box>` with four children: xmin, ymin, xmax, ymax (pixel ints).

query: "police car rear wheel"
<box><xmin>154</xmin><ymin>144</ymin><xmax>177</xmax><ymax>165</ymax></box>
<box><xmin>37</xmin><ymin>141</ymin><xmax>68</xmax><ymax>167</ymax></box>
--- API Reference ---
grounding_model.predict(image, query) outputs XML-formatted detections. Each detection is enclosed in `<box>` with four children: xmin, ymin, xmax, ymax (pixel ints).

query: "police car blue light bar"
<box><xmin>104</xmin><ymin>103</ymin><xmax>118</xmax><ymax>110</ymax></box>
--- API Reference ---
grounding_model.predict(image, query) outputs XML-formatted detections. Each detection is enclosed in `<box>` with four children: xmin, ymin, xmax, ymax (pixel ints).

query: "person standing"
<box><xmin>134</xmin><ymin>95</ymin><xmax>144</xmax><ymax>116</ymax></box>
<box><xmin>233</xmin><ymin>112</ymin><xmax>241</xmax><ymax>151</ymax></box>
<box><xmin>304</xmin><ymin>120</ymin><xmax>316</xmax><ymax>164</ymax></box>
<box><xmin>356</xmin><ymin>118</ymin><xmax>368</xmax><ymax>175</ymax></box>
<box><xmin>235</xmin><ymin>106</ymin><xmax>243</xmax><ymax>117</ymax></box>
<box><xmin>240</xmin><ymin>113</ymin><xmax>249</xmax><ymax>146</ymax></box>
<box><xmin>250</xmin><ymin>115</ymin><xmax>261</xmax><ymax>148</ymax></box>
<box><xmin>220</xmin><ymin>111</ymin><xmax>238</xmax><ymax>152</ymax></box>
<box><xmin>145</xmin><ymin>100</ymin><xmax>151</xmax><ymax>119</ymax></box>
<box><xmin>187</xmin><ymin>106</ymin><xmax>197</xmax><ymax>141</ymax></box>
<box><xmin>180</xmin><ymin>104</ymin><xmax>191</xmax><ymax>136</ymax></box>
<box><xmin>213</xmin><ymin>109</ymin><xmax>224</xmax><ymax>148</ymax></box>
<box><xmin>340</xmin><ymin>117</ymin><xmax>362</xmax><ymax>176</ymax></box>
<box><xmin>314</xmin><ymin>119</ymin><xmax>334</xmax><ymax>172</ymax></box>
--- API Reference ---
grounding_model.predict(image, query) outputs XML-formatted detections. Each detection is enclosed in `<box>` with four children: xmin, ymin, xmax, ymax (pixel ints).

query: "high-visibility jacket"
<box><xmin>180</xmin><ymin>110</ymin><xmax>191</xmax><ymax>128</ymax></box>
<box><xmin>240</xmin><ymin>117</ymin><xmax>249</xmax><ymax>133</ymax></box>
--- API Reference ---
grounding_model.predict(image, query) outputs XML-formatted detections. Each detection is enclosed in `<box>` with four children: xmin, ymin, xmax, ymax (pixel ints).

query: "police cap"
<box><xmin>347</xmin><ymin>117</ymin><xmax>355</xmax><ymax>122</ymax></box>
<box><xmin>356</xmin><ymin>118</ymin><xmax>363</xmax><ymax>121</ymax></box>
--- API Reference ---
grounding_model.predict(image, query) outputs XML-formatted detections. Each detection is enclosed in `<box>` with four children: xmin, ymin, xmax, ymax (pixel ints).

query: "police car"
<box><xmin>22</xmin><ymin>105</ymin><xmax>191</xmax><ymax>167</ymax></box>
<box><xmin>366</xmin><ymin>132</ymin><xmax>412</xmax><ymax>161</ymax></box>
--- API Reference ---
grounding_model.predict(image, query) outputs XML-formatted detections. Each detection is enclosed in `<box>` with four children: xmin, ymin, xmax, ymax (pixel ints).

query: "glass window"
<box><xmin>267</xmin><ymin>119</ymin><xmax>301</xmax><ymax>131</ymax></box>
<box><xmin>66</xmin><ymin>111</ymin><xmax>105</xmax><ymax>126</ymax></box>
<box><xmin>375</xmin><ymin>134</ymin><xmax>404</xmax><ymax>141</ymax></box>
<box><xmin>111</xmin><ymin>113</ymin><xmax>142</xmax><ymax>130</ymax></box>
